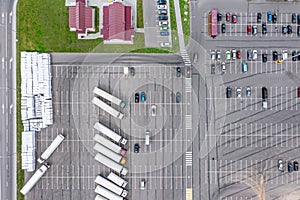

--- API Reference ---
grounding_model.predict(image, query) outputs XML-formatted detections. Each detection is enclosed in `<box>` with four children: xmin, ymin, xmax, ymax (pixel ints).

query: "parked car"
<box><xmin>232</xmin><ymin>14</ymin><xmax>237</xmax><ymax>23</ymax></box>
<box><xmin>252</xmin><ymin>50</ymin><xmax>258</xmax><ymax>60</ymax></box>
<box><xmin>151</xmin><ymin>105</ymin><xmax>157</xmax><ymax>116</ymax></box>
<box><xmin>160</xmin><ymin>31</ymin><xmax>169</xmax><ymax>36</ymax></box>
<box><xmin>237</xmin><ymin>50</ymin><xmax>241</xmax><ymax>59</ymax></box>
<box><xmin>288</xmin><ymin>161</ymin><xmax>293</xmax><ymax>172</ymax></box>
<box><xmin>292</xmin><ymin>51</ymin><xmax>297</xmax><ymax>61</ymax></box>
<box><xmin>298</xmin><ymin>87</ymin><xmax>300</xmax><ymax>98</ymax></box>
<box><xmin>211</xmin><ymin>64</ymin><xmax>216</xmax><ymax>74</ymax></box>
<box><xmin>252</xmin><ymin>25</ymin><xmax>257</xmax><ymax>35</ymax></box>
<box><xmin>176</xmin><ymin>67</ymin><xmax>181</xmax><ymax>77</ymax></box>
<box><xmin>157</xmin><ymin>5</ymin><xmax>167</xmax><ymax>9</ymax></box>
<box><xmin>135</xmin><ymin>93</ymin><xmax>139</xmax><ymax>103</ymax></box>
<box><xmin>221</xmin><ymin>62</ymin><xmax>226</xmax><ymax>72</ymax></box>
<box><xmin>211</xmin><ymin>50</ymin><xmax>216</xmax><ymax>61</ymax></box>
<box><xmin>226</xmin><ymin>87</ymin><xmax>232</xmax><ymax>98</ymax></box>
<box><xmin>226</xmin><ymin>12</ymin><xmax>230</xmax><ymax>22</ymax></box>
<box><xmin>262</xmin><ymin>23</ymin><xmax>267</xmax><ymax>34</ymax></box>
<box><xmin>140</xmin><ymin>179</ymin><xmax>145</xmax><ymax>190</ymax></box>
<box><xmin>297</xmin><ymin>26</ymin><xmax>300</xmax><ymax>36</ymax></box>
<box><xmin>242</xmin><ymin>62</ymin><xmax>248</xmax><ymax>72</ymax></box>
<box><xmin>267</xmin><ymin>11</ymin><xmax>272</xmax><ymax>22</ymax></box>
<box><xmin>236</xmin><ymin>88</ymin><xmax>242</xmax><ymax>98</ymax></box>
<box><xmin>226</xmin><ymin>50</ymin><xmax>231</xmax><ymax>60</ymax></box>
<box><xmin>273</xmin><ymin>51</ymin><xmax>278</xmax><ymax>61</ymax></box>
<box><xmin>282</xmin><ymin>50</ymin><xmax>288</xmax><ymax>60</ymax></box>
<box><xmin>282</xmin><ymin>25</ymin><xmax>287</xmax><ymax>34</ymax></box>
<box><xmin>272</xmin><ymin>14</ymin><xmax>277</xmax><ymax>23</ymax></box>
<box><xmin>231</xmin><ymin>49</ymin><xmax>236</xmax><ymax>60</ymax></box>
<box><xmin>262</xmin><ymin>53</ymin><xmax>268</xmax><ymax>63</ymax></box>
<box><xmin>160</xmin><ymin>26</ymin><xmax>169</xmax><ymax>30</ymax></box>
<box><xmin>158</xmin><ymin>21</ymin><xmax>168</xmax><ymax>26</ymax></box>
<box><xmin>292</xmin><ymin>13</ymin><xmax>296</xmax><ymax>24</ymax></box>
<box><xmin>247</xmin><ymin>50</ymin><xmax>252</xmax><ymax>61</ymax></box>
<box><xmin>247</xmin><ymin>24</ymin><xmax>252</xmax><ymax>35</ymax></box>
<box><xmin>217</xmin><ymin>13</ymin><xmax>222</xmax><ymax>21</ymax></box>
<box><xmin>294</xmin><ymin>161</ymin><xmax>299</xmax><ymax>171</ymax></box>
<box><xmin>262</xmin><ymin>87</ymin><xmax>268</xmax><ymax>99</ymax></box>
<box><xmin>287</xmin><ymin>25</ymin><xmax>292</xmax><ymax>34</ymax></box>
<box><xmin>298</xmin><ymin>14</ymin><xmax>300</xmax><ymax>25</ymax></box>
<box><xmin>141</xmin><ymin>92</ymin><xmax>146</xmax><ymax>102</ymax></box>
<box><xmin>246</xmin><ymin>86</ymin><xmax>251</xmax><ymax>97</ymax></box>
<box><xmin>158</xmin><ymin>15</ymin><xmax>168</xmax><ymax>20</ymax></box>
<box><xmin>278</xmin><ymin>159</ymin><xmax>284</xmax><ymax>172</ymax></box>
<box><xmin>134</xmin><ymin>143</ymin><xmax>140</xmax><ymax>153</ymax></box>
<box><xmin>130</xmin><ymin>67</ymin><xmax>135</xmax><ymax>76</ymax></box>
<box><xmin>160</xmin><ymin>42</ymin><xmax>170</xmax><ymax>47</ymax></box>
<box><xmin>298</xmin><ymin>51</ymin><xmax>300</xmax><ymax>60</ymax></box>
<box><xmin>157</xmin><ymin>0</ymin><xmax>166</xmax><ymax>5</ymax></box>
<box><xmin>257</xmin><ymin>12</ymin><xmax>262</xmax><ymax>23</ymax></box>
<box><xmin>217</xmin><ymin>50</ymin><xmax>221</xmax><ymax>60</ymax></box>
<box><xmin>221</xmin><ymin>23</ymin><xmax>226</xmax><ymax>33</ymax></box>
<box><xmin>158</xmin><ymin>9</ymin><xmax>167</xmax><ymax>15</ymax></box>
<box><xmin>176</xmin><ymin>92</ymin><xmax>181</xmax><ymax>103</ymax></box>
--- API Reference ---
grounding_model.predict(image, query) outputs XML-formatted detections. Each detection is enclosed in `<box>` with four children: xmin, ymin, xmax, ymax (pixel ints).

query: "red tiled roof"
<box><xmin>69</xmin><ymin>0</ymin><xmax>93</xmax><ymax>35</ymax></box>
<box><xmin>102</xmin><ymin>2</ymin><xmax>134</xmax><ymax>41</ymax></box>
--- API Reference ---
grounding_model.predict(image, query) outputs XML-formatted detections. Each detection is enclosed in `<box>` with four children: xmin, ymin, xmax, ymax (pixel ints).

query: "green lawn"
<box><xmin>137</xmin><ymin>0</ymin><xmax>144</xmax><ymax>28</ymax></box>
<box><xmin>179</xmin><ymin>0</ymin><xmax>190</xmax><ymax>46</ymax></box>
<box><xmin>169</xmin><ymin>0</ymin><xmax>180</xmax><ymax>53</ymax></box>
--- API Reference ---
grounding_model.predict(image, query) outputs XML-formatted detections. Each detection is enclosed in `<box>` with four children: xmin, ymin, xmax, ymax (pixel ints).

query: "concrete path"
<box><xmin>173</xmin><ymin>0</ymin><xmax>185</xmax><ymax>50</ymax></box>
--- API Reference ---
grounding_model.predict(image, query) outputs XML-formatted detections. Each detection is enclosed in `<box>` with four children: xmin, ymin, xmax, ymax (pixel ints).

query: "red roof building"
<box><xmin>69</xmin><ymin>0</ymin><xmax>94</xmax><ymax>37</ymax></box>
<box><xmin>101</xmin><ymin>2</ymin><xmax>134</xmax><ymax>41</ymax></box>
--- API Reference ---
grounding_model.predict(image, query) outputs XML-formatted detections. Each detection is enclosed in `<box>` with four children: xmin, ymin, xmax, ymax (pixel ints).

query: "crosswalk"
<box><xmin>185</xmin><ymin>152</ymin><xmax>193</xmax><ymax>166</ymax></box>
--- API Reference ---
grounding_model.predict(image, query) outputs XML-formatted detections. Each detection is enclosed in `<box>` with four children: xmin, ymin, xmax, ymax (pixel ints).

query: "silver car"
<box><xmin>278</xmin><ymin>159</ymin><xmax>284</xmax><ymax>172</ymax></box>
<box><xmin>246</xmin><ymin>86</ymin><xmax>251</xmax><ymax>97</ymax></box>
<box><xmin>236</xmin><ymin>88</ymin><xmax>242</xmax><ymax>98</ymax></box>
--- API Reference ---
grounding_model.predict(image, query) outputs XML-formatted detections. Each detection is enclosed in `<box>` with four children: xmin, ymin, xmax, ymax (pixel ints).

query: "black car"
<box><xmin>176</xmin><ymin>92</ymin><xmax>181</xmax><ymax>103</ymax></box>
<box><xmin>272</xmin><ymin>51</ymin><xmax>278</xmax><ymax>61</ymax></box>
<box><xmin>298</xmin><ymin>51</ymin><xmax>300</xmax><ymax>61</ymax></box>
<box><xmin>130</xmin><ymin>67</ymin><xmax>135</xmax><ymax>76</ymax></box>
<box><xmin>226</xmin><ymin>87</ymin><xmax>232</xmax><ymax>98</ymax></box>
<box><xmin>292</xmin><ymin>51</ymin><xmax>297</xmax><ymax>61</ymax></box>
<box><xmin>294</xmin><ymin>161</ymin><xmax>299</xmax><ymax>171</ymax></box>
<box><xmin>135</xmin><ymin>93</ymin><xmax>139</xmax><ymax>103</ymax></box>
<box><xmin>221</xmin><ymin>23</ymin><xmax>226</xmax><ymax>33</ymax></box>
<box><xmin>134</xmin><ymin>143</ymin><xmax>140</xmax><ymax>153</ymax></box>
<box><xmin>262</xmin><ymin>23</ymin><xmax>267</xmax><ymax>34</ymax></box>
<box><xmin>297</xmin><ymin>25</ymin><xmax>300</xmax><ymax>36</ymax></box>
<box><xmin>176</xmin><ymin>67</ymin><xmax>181</xmax><ymax>77</ymax></box>
<box><xmin>160</xmin><ymin>31</ymin><xmax>169</xmax><ymax>36</ymax></box>
<box><xmin>157</xmin><ymin>0</ymin><xmax>166</xmax><ymax>5</ymax></box>
<box><xmin>217</xmin><ymin>13</ymin><xmax>222</xmax><ymax>21</ymax></box>
<box><xmin>247</xmin><ymin>50</ymin><xmax>252</xmax><ymax>61</ymax></box>
<box><xmin>257</xmin><ymin>12</ymin><xmax>262</xmax><ymax>23</ymax></box>
<box><xmin>292</xmin><ymin>13</ymin><xmax>296</xmax><ymax>24</ymax></box>
<box><xmin>272</xmin><ymin>14</ymin><xmax>277</xmax><ymax>23</ymax></box>
<box><xmin>262</xmin><ymin>53</ymin><xmax>268</xmax><ymax>63</ymax></box>
<box><xmin>211</xmin><ymin>64</ymin><xmax>216</xmax><ymax>74</ymax></box>
<box><xmin>158</xmin><ymin>15</ymin><xmax>168</xmax><ymax>21</ymax></box>
<box><xmin>287</xmin><ymin>25</ymin><xmax>292</xmax><ymax>34</ymax></box>
<box><xmin>288</xmin><ymin>161</ymin><xmax>293</xmax><ymax>172</ymax></box>
<box><xmin>298</xmin><ymin>14</ymin><xmax>300</xmax><ymax>25</ymax></box>
<box><xmin>262</xmin><ymin>87</ymin><xmax>268</xmax><ymax>100</ymax></box>
<box><xmin>282</xmin><ymin>25</ymin><xmax>287</xmax><ymax>34</ymax></box>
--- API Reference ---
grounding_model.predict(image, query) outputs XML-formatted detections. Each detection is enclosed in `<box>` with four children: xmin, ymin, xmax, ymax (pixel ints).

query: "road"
<box><xmin>0</xmin><ymin>0</ymin><xmax>16</xmax><ymax>199</ymax></box>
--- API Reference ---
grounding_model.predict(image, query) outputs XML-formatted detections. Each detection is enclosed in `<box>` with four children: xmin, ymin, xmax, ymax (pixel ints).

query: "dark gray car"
<box><xmin>176</xmin><ymin>92</ymin><xmax>181</xmax><ymax>103</ymax></box>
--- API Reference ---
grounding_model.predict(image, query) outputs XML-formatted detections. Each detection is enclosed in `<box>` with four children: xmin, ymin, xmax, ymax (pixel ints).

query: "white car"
<box><xmin>211</xmin><ymin>50</ymin><xmax>216</xmax><ymax>61</ymax></box>
<box><xmin>160</xmin><ymin>42</ymin><xmax>170</xmax><ymax>47</ymax></box>
<box><xmin>246</xmin><ymin>86</ymin><xmax>251</xmax><ymax>97</ymax></box>
<box><xmin>217</xmin><ymin>50</ymin><xmax>221</xmax><ymax>60</ymax></box>
<box><xmin>278</xmin><ymin>159</ymin><xmax>284</xmax><ymax>172</ymax></box>
<box><xmin>221</xmin><ymin>62</ymin><xmax>226</xmax><ymax>72</ymax></box>
<box><xmin>252</xmin><ymin>50</ymin><xmax>257</xmax><ymax>60</ymax></box>
<box><xmin>231</xmin><ymin>49</ymin><xmax>236</xmax><ymax>60</ymax></box>
<box><xmin>236</xmin><ymin>88</ymin><xmax>242</xmax><ymax>98</ymax></box>
<box><xmin>140</xmin><ymin>179</ymin><xmax>145</xmax><ymax>190</ymax></box>
<box><xmin>157</xmin><ymin>5</ymin><xmax>167</xmax><ymax>9</ymax></box>
<box><xmin>158</xmin><ymin>21</ymin><xmax>168</xmax><ymax>26</ymax></box>
<box><xmin>282</xmin><ymin>50</ymin><xmax>288</xmax><ymax>60</ymax></box>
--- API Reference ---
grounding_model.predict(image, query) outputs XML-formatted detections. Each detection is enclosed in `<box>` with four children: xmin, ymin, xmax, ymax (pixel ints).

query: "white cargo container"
<box><xmin>95</xmin><ymin>185</ymin><xmax>124</xmax><ymax>200</ymax></box>
<box><xmin>20</xmin><ymin>163</ymin><xmax>50</xmax><ymax>195</ymax></box>
<box><xmin>93</xmin><ymin>87</ymin><xmax>126</xmax><ymax>109</ymax></box>
<box><xmin>94</xmin><ymin>122</ymin><xmax>127</xmax><ymax>145</ymax></box>
<box><xmin>95</xmin><ymin>153</ymin><xmax>128</xmax><ymax>176</ymax></box>
<box><xmin>92</xmin><ymin>97</ymin><xmax>124</xmax><ymax>120</ymax></box>
<box><xmin>94</xmin><ymin>134</ymin><xmax>127</xmax><ymax>156</ymax></box>
<box><xmin>107</xmin><ymin>172</ymin><xmax>128</xmax><ymax>188</ymax></box>
<box><xmin>37</xmin><ymin>134</ymin><xmax>65</xmax><ymax>164</ymax></box>
<box><xmin>95</xmin><ymin>175</ymin><xmax>128</xmax><ymax>197</ymax></box>
<box><xmin>94</xmin><ymin>143</ymin><xmax>127</xmax><ymax>165</ymax></box>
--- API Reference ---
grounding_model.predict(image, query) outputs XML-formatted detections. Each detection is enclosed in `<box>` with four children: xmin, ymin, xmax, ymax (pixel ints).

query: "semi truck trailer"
<box><xmin>95</xmin><ymin>175</ymin><xmax>128</xmax><ymax>197</ymax></box>
<box><xmin>95</xmin><ymin>185</ymin><xmax>124</xmax><ymax>200</ymax></box>
<box><xmin>92</xmin><ymin>97</ymin><xmax>124</xmax><ymax>120</ymax></box>
<box><xmin>94</xmin><ymin>134</ymin><xmax>127</xmax><ymax>156</ymax></box>
<box><xmin>95</xmin><ymin>153</ymin><xmax>128</xmax><ymax>176</ymax></box>
<box><xmin>107</xmin><ymin>172</ymin><xmax>128</xmax><ymax>188</ymax></box>
<box><xmin>93</xmin><ymin>87</ymin><xmax>126</xmax><ymax>109</ymax></box>
<box><xmin>94</xmin><ymin>143</ymin><xmax>127</xmax><ymax>165</ymax></box>
<box><xmin>94</xmin><ymin>122</ymin><xmax>127</xmax><ymax>145</ymax></box>
<box><xmin>20</xmin><ymin>163</ymin><xmax>50</xmax><ymax>195</ymax></box>
<box><xmin>38</xmin><ymin>134</ymin><xmax>65</xmax><ymax>163</ymax></box>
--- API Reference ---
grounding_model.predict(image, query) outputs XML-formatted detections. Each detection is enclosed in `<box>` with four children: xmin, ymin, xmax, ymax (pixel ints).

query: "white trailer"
<box><xmin>94</xmin><ymin>122</ymin><xmax>127</xmax><ymax>145</ymax></box>
<box><xmin>92</xmin><ymin>97</ymin><xmax>124</xmax><ymax>120</ymax></box>
<box><xmin>95</xmin><ymin>194</ymin><xmax>107</xmax><ymax>200</ymax></box>
<box><xmin>124</xmin><ymin>67</ymin><xmax>129</xmax><ymax>79</ymax></box>
<box><xmin>93</xmin><ymin>87</ymin><xmax>126</xmax><ymax>109</ymax></box>
<box><xmin>20</xmin><ymin>163</ymin><xmax>50</xmax><ymax>195</ymax></box>
<box><xmin>95</xmin><ymin>175</ymin><xmax>128</xmax><ymax>197</ymax></box>
<box><xmin>95</xmin><ymin>153</ymin><xmax>128</xmax><ymax>176</ymax></box>
<box><xmin>38</xmin><ymin>134</ymin><xmax>65</xmax><ymax>163</ymax></box>
<box><xmin>95</xmin><ymin>185</ymin><xmax>124</xmax><ymax>200</ymax></box>
<box><xmin>107</xmin><ymin>172</ymin><xmax>128</xmax><ymax>188</ymax></box>
<box><xmin>94</xmin><ymin>134</ymin><xmax>127</xmax><ymax>156</ymax></box>
<box><xmin>94</xmin><ymin>143</ymin><xmax>127</xmax><ymax>165</ymax></box>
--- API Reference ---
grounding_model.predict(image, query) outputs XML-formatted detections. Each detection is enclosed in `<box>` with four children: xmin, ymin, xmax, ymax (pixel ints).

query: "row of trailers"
<box><xmin>92</xmin><ymin>87</ymin><xmax>129</xmax><ymax>200</ymax></box>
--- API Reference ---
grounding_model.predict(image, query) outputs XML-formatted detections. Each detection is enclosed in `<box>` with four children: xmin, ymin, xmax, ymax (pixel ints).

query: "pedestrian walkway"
<box><xmin>173</xmin><ymin>0</ymin><xmax>185</xmax><ymax>50</ymax></box>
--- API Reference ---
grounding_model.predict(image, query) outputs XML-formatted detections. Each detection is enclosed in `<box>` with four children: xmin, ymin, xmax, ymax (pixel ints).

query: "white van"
<box><xmin>145</xmin><ymin>131</ymin><xmax>150</xmax><ymax>145</ymax></box>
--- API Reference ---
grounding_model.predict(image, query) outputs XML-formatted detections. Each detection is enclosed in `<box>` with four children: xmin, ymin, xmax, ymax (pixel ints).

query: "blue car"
<box><xmin>267</xmin><ymin>11</ymin><xmax>272</xmax><ymax>22</ymax></box>
<box><xmin>242</xmin><ymin>61</ymin><xmax>248</xmax><ymax>72</ymax></box>
<box><xmin>141</xmin><ymin>92</ymin><xmax>146</xmax><ymax>102</ymax></box>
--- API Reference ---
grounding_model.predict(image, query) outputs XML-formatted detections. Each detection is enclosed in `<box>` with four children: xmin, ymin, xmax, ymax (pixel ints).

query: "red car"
<box><xmin>237</xmin><ymin>50</ymin><xmax>241</xmax><ymax>59</ymax></box>
<box><xmin>247</xmin><ymin>24</ymin><xmax>252</xmax><ymax>34</ymax></box>
<box><xmin>298</xmin><ymin>87</ymin><xmax>300</xmax><ymax>97</ymax></box>
<box><xmin>232</xmin><ymin>14</ymin><xmax>237</xmax><ymax>23</ymax></box>
<box><xmin>226</xmin><ymin>12</ymin><xmax>230</xmax><ymax>22</ymax></box>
